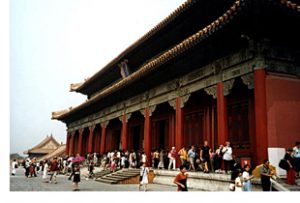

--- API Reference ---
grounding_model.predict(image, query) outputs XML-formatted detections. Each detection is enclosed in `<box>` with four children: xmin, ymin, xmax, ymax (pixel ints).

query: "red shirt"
<box><xmin>174</xmin><ymin>172</ymin><xmax>187</xmax><ymax>191</ymax></box>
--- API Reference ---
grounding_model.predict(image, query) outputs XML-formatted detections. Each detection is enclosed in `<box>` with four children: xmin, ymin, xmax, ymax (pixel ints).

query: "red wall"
<box><xmin>266</xmin><ymin>74</ymin><xmax>300</xmax><ymax>149</ymax></box>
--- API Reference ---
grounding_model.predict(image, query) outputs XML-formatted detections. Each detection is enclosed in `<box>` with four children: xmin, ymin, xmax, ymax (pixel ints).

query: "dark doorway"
<box><xmin>112</xmin><ymin>129</ymin><xmax>121</xmax><ymax>150</ymax></box>
<box><xmin>132</xmin><ymin>125</ymin><xmax>142</xmax><ymax>151</ymax></box>
<box><xmin>152</xmin><ymin>119</ymin><xmax>169</xmax><ymax>150</ymax></box>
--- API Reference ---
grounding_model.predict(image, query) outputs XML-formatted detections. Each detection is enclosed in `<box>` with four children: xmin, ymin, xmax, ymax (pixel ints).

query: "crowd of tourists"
<box><xmin>11</xmin><ymin>140</ymin><xmax>299</xmax><ymax>192</ymax></box>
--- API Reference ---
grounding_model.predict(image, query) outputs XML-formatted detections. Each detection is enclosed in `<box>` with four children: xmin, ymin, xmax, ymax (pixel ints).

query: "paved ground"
<box><xmin>10</xmin><ymin>168</ymin><xmax>198</xmax><ymax>192</ymax></box>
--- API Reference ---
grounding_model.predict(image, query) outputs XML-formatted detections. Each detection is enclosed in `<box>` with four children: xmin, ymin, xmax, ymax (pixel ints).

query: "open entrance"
<box><xmin>128</xmin><ymin>111</ymin><xmax>144</xmax><ymax>151</ymax></box>
<box><xmin>227</xmin><ymin>77</ymin><xmax>254</xmax><ymax>158</ymax></box>
<box><xmin>92</xmin><ymin>124</ymin><xmax>101</xmax><ymax>153</ymax></box>
<box><xmin>183</xmin><ymin>90</ymin><xmax>216</xmax><ymax>149</ymax></box>
<box><xmin>81</xmin><ymin>128</ymin><xmax>89</xmax><ymax>156</ymax></box>
<box><xmin>106</xmin><ymin>118</ymin><xmax>122</xmax><ymax>152</ymax></box>
<box><xmin>151</xmin><ymin>102</ymin><xmax>174</xmax><ymax>151</ymax></box>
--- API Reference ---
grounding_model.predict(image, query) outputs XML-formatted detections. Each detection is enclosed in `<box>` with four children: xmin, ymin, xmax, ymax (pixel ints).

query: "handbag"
<box><xmin>279</xmin><ymin>159</ymin><xmax>289</xmax><ymax>171</ymax></box>
<box><xmin>140</xmin><ymin>167</ymin><xmax>146</xmax><ymax>181</ymax></box>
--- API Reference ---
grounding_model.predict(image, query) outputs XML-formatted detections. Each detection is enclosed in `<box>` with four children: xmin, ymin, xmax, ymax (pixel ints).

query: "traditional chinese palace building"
<box><xmin>52</xmin><ymin>0</ymin><xmax>300</xmax><ymax>166</ymax></box>
<box><xmin>24</xmin><ymin>135</ymin><xmax>61</xmax><ymax>159</ymax></box>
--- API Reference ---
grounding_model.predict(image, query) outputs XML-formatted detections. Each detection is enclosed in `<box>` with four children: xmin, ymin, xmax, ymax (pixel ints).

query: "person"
<box><xmin>11</xmin><ymin>159</ymin><xmax>18</xmax><ymax>176</ymax></box>
<box><xmin>214</xmin><ymin>145</ymin><xmax>224</xmax><ymax>173</ymax></box>
<box><xmin>242</xmin><ymin>164</ymin><xmax>254</xmax><ymax>191</ymax></box>
<box><xmin>178</xmin><ymin>146</ymin><xmax>188</xmax><ymax>167</ymax></box>
<box><xmin>141</xmin><ymin>151</ymin><xmax>147</xmax><ymax>166</ymax></box>
<box><xmin>158</xmin><ymin>149</ymin><xmax>165</xmax><ymax>169</ymax></box>
<box><xmin>24</xmin><ymin>159</ymin><xmax>30</xmax><ymax>178</ymax></box>
<box><xmin>284</xmin><ymin>148</ymin><xmax>296</xmax><ymax>185</ymax></box>
<box><xmin>168</xmin><ymin>147</ymin><xmax>177</xmax><ymax>170</ymax></box>
<box><xmin>49</xmin><ymin>157</ymin><xmax>59</xmax><ymax>184</ymax></box>
<box><xmin>234</xmin><ymin>171</ymin><xmax>243</xmax><ymax>192</ymax></box>
<box><xmin>139</xmin><ymin>162</ymin><xmax>149</xmax><ymax>192</ymax></box>
<box><xmin>72</xmin><ymin>163</ymin><xmax>81</xmax><ymax>191</ymax></box>
<box><xmin>174</xmin><ymin>165</ymin><xmax>188</xmax><ymax>191</ymax></box>
<box><xmin>87</xmin><ymin>161</ymin><xmax>95</xmax><ymax>180</ymax></box>
<box><xmin>260</xmin><ymin>159</ymin><xmax>272</xmax><ymax>191</ymax></box>
<box><xmin>200</xmin><ymin>141</ymin><xmax>211</xmax><ymax>173</ymax></box>
<box><xmin>188</xmin><ymin>146</ymin><xmax>196</xmax><ymax>171</ymax></box>
<box><xmin>293</xmin><ymin>141</ymin><xmax>300</xmax><ymax>178</ymax></box>
<box><xmin>153</xmin><ymin>149</ymin><xmax>160</xmax><ymax>168</ymax></box>
<box><xmin>222</xmin><ymin>141</ymin><xmax>233</xmax><ymax>174</ymax></box>
<box><xmin>42</xmin><ymin>159</ymin><xmax>49</xmax><ymax>182</ymax></box>
<box><xmin>230</xmin><ymin>155</ymin><xmax>241</xmax><ymax>182</ymax></box>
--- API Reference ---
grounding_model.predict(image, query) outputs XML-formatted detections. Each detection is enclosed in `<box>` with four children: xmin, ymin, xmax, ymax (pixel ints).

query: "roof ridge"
<box><xmin>74</xmin><ymin>0</ymin><xmax>198</xmax><ymax>92</ymax></box>
<box><xmin>29</xmin><ymin>135</ymin><xmax>60</xmax><ymax>151</ymax></box>
<box><xmin>54</xmin><ymin>0</ymin><xmax>247</xmax><ymax>120</ymax></box>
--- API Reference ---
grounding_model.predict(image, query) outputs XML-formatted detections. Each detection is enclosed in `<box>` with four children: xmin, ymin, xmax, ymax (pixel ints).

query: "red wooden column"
<box><xmin>77</xmin><ymin>129</ymin><xmax>84</xmax><ymax>155</ymax></box>
<box><xmin>217</xmin><ymin>82</ymin><xmax>228</xmax><ymax>145</ymax></box>
<box><xmin>65</xmin><ymin>132</ymin><xmax>70</xmax><ymax>156</ymax></box>
<box><xmin>144</xmin><ymin>107</ymin><xmax>151</xmax><ymax>166</ymax></box>
<box><xmin>87</xmin><ymin>126</ymin><xmax>95</xmax><ymax>154</ymax></box>
<box><xmin>69</xmin><ymin>132</ymin><xmax>74</xmax><ymax>156</ymax></box>
<box><xmin>100</xmin><ymin>123</ymin><xmax>107</xmax><ymax>155</ymax></box>
<box><xmin>121</xmin><ymin>114</ymin><xmax>128</xmax><ymax>151</ymax></box>
<box><xmin>175</xmin><ymin>97</ymin><xmax>184</xmax><ymax>167</ymax></box>
<box><xmin>254</xmin><ymin>68</ymin><xmax>268</xmax><ymax>164</ymax></box>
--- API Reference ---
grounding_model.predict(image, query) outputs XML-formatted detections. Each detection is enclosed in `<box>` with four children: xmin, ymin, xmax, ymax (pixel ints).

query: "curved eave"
<box><xmin>54</xmin><ymin>0</ymin><xmax>300</xmax><ymax>122</ymax></box>
<box><xmin>54</xmin><ymin>0</ymin><xmax>246</xmax><ymax>122</ymax></box>
<box><xmin>74</xmin><ymin>0</ymin><xmax>198</xmax><ymax>94</ymax></box>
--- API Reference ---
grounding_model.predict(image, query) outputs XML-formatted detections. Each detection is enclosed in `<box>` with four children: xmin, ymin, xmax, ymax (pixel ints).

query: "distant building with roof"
<box><xmin>23</xmin><ymin>134</ymin><xmax>61</xmax><ymax>159</ymax></box>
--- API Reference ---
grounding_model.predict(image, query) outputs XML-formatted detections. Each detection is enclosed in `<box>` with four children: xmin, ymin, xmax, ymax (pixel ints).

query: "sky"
<box><xmin>9</xmin><ymin>0</ymin><xmax>187</xmax><ymax>155</ymax></box>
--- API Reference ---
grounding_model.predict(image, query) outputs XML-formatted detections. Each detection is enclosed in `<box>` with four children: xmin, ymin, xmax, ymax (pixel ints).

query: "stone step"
<box><xmin>112</xmin><ymin>174</ymin><xmax>138</xmax><ymax>179</ymax></box>
<box><xmin>95</xmin><ymin>178</ymin><xmax>118</xmax><ymax>184</ymax></box>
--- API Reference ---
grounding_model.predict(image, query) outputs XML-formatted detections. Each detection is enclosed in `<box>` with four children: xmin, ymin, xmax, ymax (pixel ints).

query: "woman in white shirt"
<box><xmin>42</xmin><ymin>160</ymin><xmax>49</xmax><ymax>182</ymax></box>
<box><xmin>222</xmin><ymin>141</ymin><xmax>233</xmax><ymax>174</ymax></box>
<box><xmin>139</xmin><ymin>162</ymin><xmax>149</xmax><ymax>191</ymax></box>
<box><xmin>242</xmin><ymin>164</ymin><xmax>254</xmax><ymax>191</ymax></box>
<box><xmin>11</xmin><ymin>159</ymin><xmax>18</xmax><ymax>176</ymax></box>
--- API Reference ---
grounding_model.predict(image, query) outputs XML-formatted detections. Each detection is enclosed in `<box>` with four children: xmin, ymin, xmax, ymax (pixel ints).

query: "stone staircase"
<box><xmin>95</xmin><ymin>168</ymin><xmax>141</xmax><ymax>184</ymax></box>
<box><xmin>93</xmin><ymin>169</ymin><xmax>112</xmax><ymax>180</ymax></box>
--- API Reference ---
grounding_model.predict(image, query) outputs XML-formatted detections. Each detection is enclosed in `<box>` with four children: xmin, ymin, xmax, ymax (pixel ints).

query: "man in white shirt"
<box><xmin>222</xmin><ymin>141</ymin><xmax>233</xmax><ymax>174</ymax></box>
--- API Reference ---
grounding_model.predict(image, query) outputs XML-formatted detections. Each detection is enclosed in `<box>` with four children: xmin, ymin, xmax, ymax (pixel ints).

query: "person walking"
<box><xmin>42</xmin><ymin>159</ymin><xmax>49</xmax><ymax>183</ymax></box>
<box><xmin>49</xmin><ymin>157</ymin><xmax>59</xmax><ymax>184</ymax></box>
<box><xmin>11</xmin><ymin>159</ymin><xmax>18</xmax><ymax>176</ymax></box>
<box><xmin>168</xmin><ymin>147</ymin><xmax>177</xmax><ymax>170</ymax></box>
<box><xmin>174</xmin><ymin>165</ymin><xmax>188</xmax><ymax>191</ymax></box>
<box><xmin>139</xmin><ymin>162</ymin><xmax>149</xmax><ymax>192</ymax></box>
<box><xmin>222</xmin><ymin>141</ymin><xmax>233</xmax><ymax>174</ymax></box>
<box><xmin>242</xmin><ymin>164</ymin><xmax>254</xmax><ymax>191</ymax></box>
<box><xmin>72</xmin><ymin>163</ymin><xmax>81</xmax><ymax>191</ymax></box>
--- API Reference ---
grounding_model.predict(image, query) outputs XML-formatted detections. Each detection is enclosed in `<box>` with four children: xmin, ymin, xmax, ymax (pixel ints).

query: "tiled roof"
<box><xmin>72</xmin><ymin>0</ymin><xmax>198</xmax><ymax>92</ymax></box>
<box><xmin>24</xmin><ymin>135</ymin><xmax>60</xmax><ymax>154</ymax></box>
<box><xmin>53</xmin><ymin>0</ymin><xmax>246</xmax><ymax>120</ymax></box>
<box><xmin>38</xmin><ymin>144</ymin><xmax>66</xmax><ymax>161</ymax></box>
